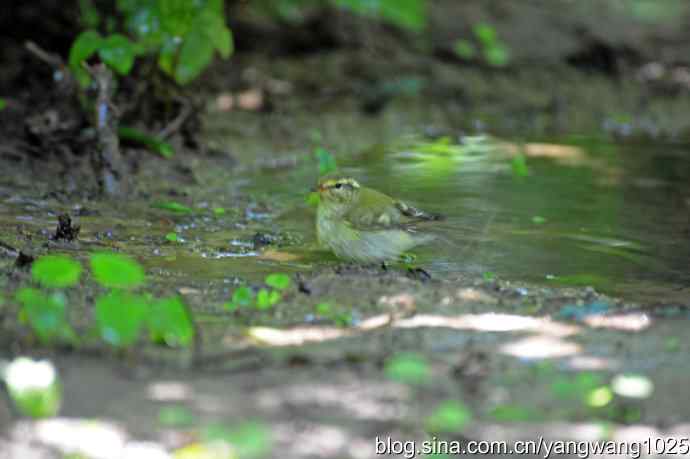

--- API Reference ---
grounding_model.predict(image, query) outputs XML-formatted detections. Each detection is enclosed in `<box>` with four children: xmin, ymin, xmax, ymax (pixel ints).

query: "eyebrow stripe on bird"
<box><xmin>321</xmin><ymin>178</ymin><xmax>360</xmax><ymax>189</ymax></box>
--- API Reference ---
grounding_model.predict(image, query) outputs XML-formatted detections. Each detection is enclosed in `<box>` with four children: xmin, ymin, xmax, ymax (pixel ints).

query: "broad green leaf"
<box><xmin>151</xmin><ymin>201</ymin><xmax>192</xmax><ymax>213</ymax></box>
<box><xmin>256</xmin><ymin>289</ymin><xmax>280</xmax><ymax>309</ymax></box>
<box><xmin>232</xmin><ymin>286</ymin><xmax>254</xmax><ymax>306</ymax></box>
<box><xmin>265</xmin><ymin>273</ymin><xmax>290</xmax><ymax>290</ymax></box>
<box><xmin>165</xmin><ymin>232</ymin><xmax>179</xmax><ymax>242</ymax></box>
<box><xmin>157</xmin><ymin>36</ymin><xmax>179</xmax><ymax>76</ymax></box>
<box><xmin>119</xmin><ymin>126</ymin><xmax>174</xmax><ymax>158</ymax></box>
<box><xmin>384</xmin><ymin>352</ymin><xmax>431</xmax><ymax>385</ymax></box>
<box><xmin>95</xmin><ymin>290</ymin><xmax>148</xmax><ymax>347</ymax></box>
<box><xmin>149</xmin><ymin>296</ymin><xmax>194</xmax><ymax>347</ymax></box>
<box><xmin>16</xmin><ymin>288</ymin><xmax>75</xmax><ymax>343</ymax></box>
<box><xmin>426</xmin><ymin>400</ymin><xmax>472</xmax><ymax>433</ymax></box>
<box><xmin>90</xmin><ymin>252</ymin><xmax>145</xmax><ymax>288</ymax></box>
<box><xmin>175</xmin><ymin>27</ymin><xmax>214</xmax><ymax>84</ymax></box>
<box><xmin>68</xmin><ymin>29</ymin><xmax>103</xmax><ymax>87</ymax></box>
<box><xmin>98</xmin><ymin>34</ymin><xmax>137</xmax><ymax>75</ymax></box>
<box><xmin>31</xmin><ymin>255</ymin><xmax>82</xmax><ymax>288</ymax></box>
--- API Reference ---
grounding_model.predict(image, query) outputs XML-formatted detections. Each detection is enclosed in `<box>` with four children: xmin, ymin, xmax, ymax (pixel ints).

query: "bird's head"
<box><xmin>317</xmin><ymin>176</ymin><xmax>361</xmax><ymax>212</ymax></box>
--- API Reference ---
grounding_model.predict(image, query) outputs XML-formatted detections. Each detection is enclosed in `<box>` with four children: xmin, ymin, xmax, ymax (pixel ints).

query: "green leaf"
<box><xmin>31</xmin><ymin>255</ymin><xmax>82</xmax><ymax>288</ymax></box>
<box><xmin>256</xmin><ymin>289</ymin><xmax>280</xmax><ymax>309</ymax></box>
<box><xmin>426</xmin><ymin>400</ymin><xmax>473</xmax><ymax>433</ymax></box>
<box><xmin>203</xmin><ymin>422</ymin><xmax>272</xmax><ymax>459</ymax></box>
<box><xmin>16</xmin><ymin>288</ymin><xmax>75</xmax><ymax>343</ymax></box>
<box><xmin>151</xmin><ymin>201</ymin><xmax>192</xmax><ymax>213</ymax></box>
<box><xmin>118</xmin><ymin>126</ymin><xmax>174</xmax><ymax>158</ymax></box>
<box><xmin>68</xmin><ymin>29</ymin><xmax>103</xmax><ymax>87</ymax></box>
<box><xmin>213</xmin><ymin>207</ymin><xmax>226</xmax><ymax>215</ymax></box>
<box><xmin>97</xmin><ymin>34</ymin><xmax>137</xmax><ymax>75</ymax></box>
<box><xmin>90</xmin><ymin>252</ymin><xmax>145</xmax><ymax>288</ymax></box>
<box><xmin>165</xmin><ymin>232</ymin><xmax>179</xmax><ymax>242</ymax></box>
<box><xmin>473</xmin><ymin>23</ymin><xmax>497</xmax><ymax>45</ymax></box>
<box><xmin>334</xmin><ymin>0</ymin><xmax>426</xmax><ymax>31</ymax></box>
<box><xmin>175</xmin><ymin>27</ymin><xmax>214</xmax><ymax>85</ymax></box>
<box><xmin>0</xmin><ymin>98</ymin><xmax>6</xmax><ymax>111</ymax></box>
<box><xmin>531</xmin><ymin>215</ymin><xmax>546</xmax><ymax>225</ymax></box>
<box><xmin>511</xmin><ymin>153</ymin><xmax>529</xmax><ymax>178</ymax></box>
<box><xmin>95</xmin><ymin>290</ymin><xmax>148</xmax><ymax>347</ymax></box>
<box><xmin>232</xmin><ymin>286</ymin><xmax>254</xmax><ymax>306</ymax></box>
<box><xmin>384</xmin><ymin>352</ymin><xmax>431</xmax><ymax>385</ymax></box>
<box><xmin>484</xmin><ymin>43</ymin><xmax>510</xmax><ymax>67</ymax></box>
<box><xmin>159</xmin><ymin>405</ymin><xmax>196</xmax><ymax>427</ymax></box>
<box><xmin>453</xmin><ymin>39</ymin><xmax>476</xmax><ymax>59</ymax></box>
<box><xmin>149</xmin><ymin>296</ymin><xmax>194</xmax><ymax>347</ymax></box>
<box><xmin>265</xmin><ymin>273</ymin><xmax>290</xmax><ymax>290</ymax></box>
<box><xmin>315</xmin><ymin>302</ymin><xmax>332</xmax><ymax>315</ymax></box>
<box><xmin>315</xmin><ymin>147</ymin><xmax>337</xmax><ymax>176</ymax></box>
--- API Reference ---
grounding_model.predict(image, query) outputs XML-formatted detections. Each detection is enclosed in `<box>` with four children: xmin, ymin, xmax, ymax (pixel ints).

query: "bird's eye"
<box><xmin>335</xmin><ymin>183</ymin><xmax>342</xmax><ymax>189</ymax></box>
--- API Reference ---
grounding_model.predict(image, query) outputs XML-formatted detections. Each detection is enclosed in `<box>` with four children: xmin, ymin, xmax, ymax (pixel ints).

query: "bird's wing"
<box><xmin>345</xmin><ymin>187</ymin><xmax>443</xmax><ymax>231</ymax></box>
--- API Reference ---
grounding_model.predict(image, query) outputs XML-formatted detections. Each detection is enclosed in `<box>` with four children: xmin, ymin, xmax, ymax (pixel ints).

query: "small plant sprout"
<box><xmin>2</xmin><ymin>357</ymin><xmax>62</xmax><ymax>418</ymax></box>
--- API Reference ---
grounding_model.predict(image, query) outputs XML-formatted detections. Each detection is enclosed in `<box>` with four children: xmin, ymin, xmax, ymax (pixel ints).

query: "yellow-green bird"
<box><xmin>315</xmin><ymin>176</ymin><xmax>441</xmax><ymax>263</ymax></box>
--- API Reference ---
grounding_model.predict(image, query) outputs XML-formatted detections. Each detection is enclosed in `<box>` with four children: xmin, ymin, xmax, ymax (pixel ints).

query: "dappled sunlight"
<box><xmin>565</xmin><ymin>355</ymin><xmax>619</xmax><ymax>371</ymax></box>
<box><xmin>394</xmin><ymin>313</ymin><xmax>580</xmax><ymax>336</ymax></box>
<box><xmin>500</xmin><ymin>335</ymin><xmax>581</xmax><ymax>359</ymax></box>
<box><xmin>147</xmin><ymin>381</ymin><xmax>194</xmax><ymax>402</ymax></box>
<box><xmin>247</xmin><ymin>325</ymin><xmax>349</xmax><ymax>346</ymax></box>
<box><xmin>4</xmin><ymin>417</ymin><xmax>170</xmax><ymax>459</ymax></box>
<box><xmin>583</xmin><ymin>312</ymin><xmax>652</xmax><ymax>331</ymax></box>
<box><xmin>278</xmin><ymin>381</ymin><xmax>410</xmax><ymax>421</ymax></box>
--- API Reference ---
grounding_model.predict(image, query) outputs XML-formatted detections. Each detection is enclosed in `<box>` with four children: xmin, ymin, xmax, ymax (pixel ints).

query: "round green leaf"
<box><xmin>31</xmin><ymin>255</ymin><xmax>82</xmax><ymax>288</ymax></box>
<box><xmin>68</xmin><ymin>29</ymin><xmax>103</xmax><ymax>87</ymax></box>
<box><xmin>265</xmin><ymin>273</ymin><xmax>290</xmax><ymax>290</ymax></box>
<box><xmin>175</xmin><ymin>28</ymin><xmax>214</xmax><ymax>85</ymax></box>
<box><xmin>95</xmin><ymin>291</ymin><xmax>148</xmax><ymax>347</ymax></box>
<box><xmin>384</xmin><ymin>352</ymin><xmax>431</xmax><ymax>385</ymax></box>
<box><xmin>426</xmin><ymin>400</ymin><xmax>473</xmax><ymax>433</ymax></box>
<box><xmin>98</xmin><ymin>34</ymin><xmax>136</xmax><ymax>75</ymax></box>
<box><xmin>90</xmin><ymin>252</ymin><xmax>145</xmax><ymax>288</ymax></box>
<box><xmin>149</xmin><ymin>296</ymin><xmax>194</xmax><ymax>347</ymax></box>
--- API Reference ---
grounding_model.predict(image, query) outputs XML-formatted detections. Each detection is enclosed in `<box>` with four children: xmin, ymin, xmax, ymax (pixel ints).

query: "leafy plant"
<box><xmin>225</xmin><ymin>274</ymin><xmax>291</xmax><ymax>311</ymax></box>
<box><xmin>70</xmin><ymin>0</ymin><xmax>233</xmax><ymax>87</ymax></box>
<box><xmin>31</xmin><ymin>255</ymin><xmax>83</xmax><ymax>288</ymax></box>
<box><xmin>16</xmin><ymin>288</ymin><xmax>76</xmax><ymax>344</ymax></box>
<box><xmin>453</xmin><ymin>22</ymin><xmax>511</xmax><ymax>67</ymax></box>
<box><xmin>90</xmin><ymin>252</ymin><xmax>146</xmax><ymax>289</ymax></box>
<box><xmin>95</xmin><ymin>290</ymin><xmax>149</xmax><ymax>347</ymax></box>
<box><xmin>314</xmin><ymin>302</ymin><xmax>353</xmax><ymax>326</ymax></box>
<box><xmin>149</xmin><ymin>296</ymin><xmax>195</xmax><ymax>347</ymax></box>
<box><xmin>118</xmin><ymin>126</ymin><xmax>174</xmax><ymax>158</ymax></box>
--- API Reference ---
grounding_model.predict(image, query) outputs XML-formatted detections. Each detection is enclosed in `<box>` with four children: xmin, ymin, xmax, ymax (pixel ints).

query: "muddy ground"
<box><xmin>2</xmin><ymin>1</ymin><xmax>690</xmax><ymax>458</ymax></box>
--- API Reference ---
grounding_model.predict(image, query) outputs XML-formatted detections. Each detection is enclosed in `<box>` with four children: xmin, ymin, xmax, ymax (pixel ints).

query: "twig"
<box><xmin>158</xmin><ymin>99</ymin><xmax>192</xmax><ymax>140</ymax></box>
<box><xmin>25</xmin><ymin>41</ymin><xmax>65</xmax><ymax>68</ymax></box>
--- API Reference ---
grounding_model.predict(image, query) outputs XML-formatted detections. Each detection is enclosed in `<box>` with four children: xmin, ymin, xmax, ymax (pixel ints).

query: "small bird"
<box><xmin>315</xmin><ymin>175</ymin><xmax>441</xmax><ymax>263</ymax></box>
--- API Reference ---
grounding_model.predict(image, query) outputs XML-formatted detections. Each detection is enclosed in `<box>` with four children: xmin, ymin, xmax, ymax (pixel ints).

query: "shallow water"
<box><xmin>245</xmin><ymin>135</ymin><xmax>690</xmax><ymax>301</ymax></box>
<box><xmin>1</xmin><ymin>135</ymin><xmax>688</xmax><ymax>303</ymax></box>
